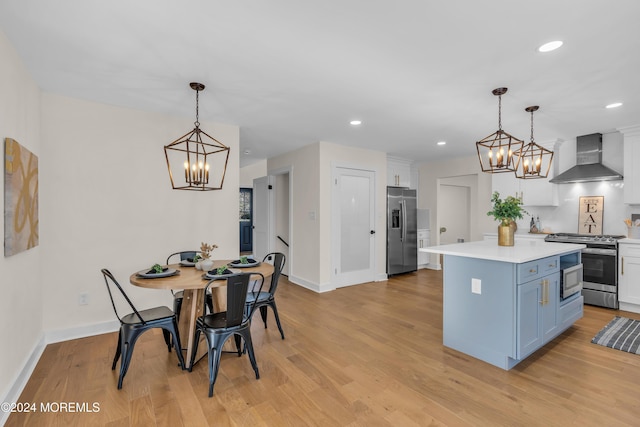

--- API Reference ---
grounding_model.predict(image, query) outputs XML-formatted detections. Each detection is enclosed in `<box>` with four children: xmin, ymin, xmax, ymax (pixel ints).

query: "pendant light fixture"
<box><xmin>514</xmin><ymin>106</ymin><xmax>554</xmax><ymax>179</ymax></box>
<box><xmin>476</xmin><ymin>88</ymin><xmax>524</xmax><ymax>174</ymax></box>
<box><xmin>164</xmin><ymin>82</ymin><xmax>230</xmax><ymax>191</ymax></box>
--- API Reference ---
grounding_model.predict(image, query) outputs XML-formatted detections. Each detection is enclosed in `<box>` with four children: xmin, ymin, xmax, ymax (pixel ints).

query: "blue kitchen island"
<box><xmin>422</xmin><ymin>239</ymin><xmax>585</xmax><ymax>370</ymax></box>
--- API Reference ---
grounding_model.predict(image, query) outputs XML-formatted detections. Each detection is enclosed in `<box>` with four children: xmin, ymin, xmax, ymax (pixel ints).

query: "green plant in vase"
<box><xmin>487</xmin><ymin>192</ymin><xmax>528</xmax><ymax>246</ymax></box>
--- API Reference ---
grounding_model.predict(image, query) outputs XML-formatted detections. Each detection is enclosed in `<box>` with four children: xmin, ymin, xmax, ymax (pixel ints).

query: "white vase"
<box><xmin>200</xmin><ymin>259</ymin><xmax>214</xmax><ymax>272</ymax></box>
<box><xmin>195</xmin><ymin>260</ymin><xmax>202</xmax><ymax>270</ymax></box>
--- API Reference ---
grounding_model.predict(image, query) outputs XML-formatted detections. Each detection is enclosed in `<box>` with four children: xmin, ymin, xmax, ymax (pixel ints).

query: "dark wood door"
<box><xmin>239</xmin><ymin>188</ymin><xmax>253</xmax><ymax>252</ymax></box>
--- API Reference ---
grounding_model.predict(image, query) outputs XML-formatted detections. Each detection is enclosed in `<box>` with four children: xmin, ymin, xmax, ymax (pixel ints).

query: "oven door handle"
<box><xmin>582</xmin><ymin>247</ymin><xmax>617</xmax><ymax>256</ymax></box>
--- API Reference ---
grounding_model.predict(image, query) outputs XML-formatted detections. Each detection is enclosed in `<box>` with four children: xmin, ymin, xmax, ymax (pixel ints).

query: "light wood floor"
<box><xmin>7</xmin><ymin>269</ymin><xmax>640</xmax><ymax>426</ymax></box>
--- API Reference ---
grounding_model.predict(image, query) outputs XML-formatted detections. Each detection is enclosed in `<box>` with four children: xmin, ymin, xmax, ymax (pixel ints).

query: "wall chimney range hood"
<box><xmin>549</xmin><ymin>133</ymin><xmax>623</xmax><ymax>183</ymax></box>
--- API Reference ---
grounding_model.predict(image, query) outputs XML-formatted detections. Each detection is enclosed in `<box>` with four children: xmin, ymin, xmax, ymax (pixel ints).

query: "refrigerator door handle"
<box><xmin>401</xmin><ymin>200</ymin><xmax>407</xmax><ymax>242</ymax></box>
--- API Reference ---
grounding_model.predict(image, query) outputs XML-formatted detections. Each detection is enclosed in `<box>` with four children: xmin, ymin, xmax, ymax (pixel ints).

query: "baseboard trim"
<box><xmin>288</xmin><ymin>275</ymin><xmax>334</xmax><ymax>293</ymax></box>
<box><xmin>0</xmin><ymin>320</ymin><xmax>120</xmax><ymax>425</ymax></box>
<box><xmin>45</xmin><ymin>320</ymin><xmax>120</xmax><ymax>344</ymax></box>
<box><xmin>1</xmin><ymin>334</ymin><xmax>46</xmax><ymax>426</ymax></box>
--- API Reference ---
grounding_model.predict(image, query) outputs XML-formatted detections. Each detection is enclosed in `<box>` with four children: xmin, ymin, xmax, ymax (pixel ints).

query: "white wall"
<box><xmin>240</xmin><ymin>159</ymin><xmax>267</xmax><ymax>187</ymax></box>
<box><xmin>40</xmin><ymin>94</ymin><xmax>240</xmax><ymax>333</ymax></box>
<box><xmin>417</xmin><ymin>155</ymin><xmax>494</xmax><ymax>268</ymax></box>
<box><xmin>268</xmin><ymin>141</ymin><xmax>387</xmax><ymax>291</ymax></box>
<box><xmin>0</xmin><ymin>28</ymin><xmax>42</xmax><ymax>407</ymax></box>
<box><xmin>268</xmin><ymin>143</ymin><xmax>320</xmax><ymax>288</ymax></box>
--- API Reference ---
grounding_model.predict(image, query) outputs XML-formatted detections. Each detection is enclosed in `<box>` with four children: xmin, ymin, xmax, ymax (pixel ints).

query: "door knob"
<box><xmin>370</xmin><ymin>230</ymin><xmax>376</xmax><ymax>234</ymax></box>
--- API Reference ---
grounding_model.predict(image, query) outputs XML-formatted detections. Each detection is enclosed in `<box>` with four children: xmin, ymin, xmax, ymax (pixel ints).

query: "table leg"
<box><xmin>178</xmin><ymin>288</ymin><xmax>206</xmax><ymax>369</ymax></box>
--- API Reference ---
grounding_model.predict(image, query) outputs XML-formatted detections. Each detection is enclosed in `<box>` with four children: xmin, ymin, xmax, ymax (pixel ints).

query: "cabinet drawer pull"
<box><xmin>539</xmin><ymin>279</ymin><xmax>549</xmax><ymax>305</ymax></box>
<box><xmin>530</xmin><ymin>268</ymin><xmax>536</xmax><ymax>273</ymax></box>
<box><xmin>621</xmin><ymin>256</ymin><xmax>624</xmax><ymax>275</ymax></box>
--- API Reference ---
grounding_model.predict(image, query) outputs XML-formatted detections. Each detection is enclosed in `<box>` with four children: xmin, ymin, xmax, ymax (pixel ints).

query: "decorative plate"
<box><xmin>136</xmin><ymin>268</ymin><xmax>179</xmax><ymax>279</ymax></box>
<box><xmin>229</xmin><ymin>259</ymin><xmax>260</xmax><ymax>268</ymax></box>
<box><xmin>204</xmin><ymin>268</ymin><xmax>238</xmax><ymax>280</ymax></box>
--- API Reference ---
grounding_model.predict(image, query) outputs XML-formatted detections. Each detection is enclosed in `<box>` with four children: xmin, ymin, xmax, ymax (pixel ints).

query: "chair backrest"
<box><xmin>166</xmin><ymin>251</ymin><xmax>198</xmax><ymax>265</ymax></box>
<box><xmin>262</xmin><ymin>252</ymin><xmax>286</xmax><ymax>295</ymax></box>
<box><xmin>204</xmin><ymin>273</ymin><xmax>264</xmax><ymax>327</ymax></box>
<box><xmin>101</xmin><ymin>268</ymin><xmax>145</xmax><ymax>324</ymax></box>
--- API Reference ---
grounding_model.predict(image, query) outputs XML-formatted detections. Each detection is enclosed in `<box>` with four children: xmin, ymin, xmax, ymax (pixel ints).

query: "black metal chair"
<box><xmin>166</xmin><ymin>251</ymin><xmax>198</xmax><ymax>319</ymax></box>
<box><xmin>101</xmin><ymin>268</ymin><xmax>185</xmax><ymax>389</ymax></box>
<box><xmin>246</xmin><ymin>252</ymin><xmax>286</xmax><ymax>339</ymax></box>
<box><xmin>190</xmin><ymin>272</ymin><xmax>264</xmax><ymax>397</ymax></box>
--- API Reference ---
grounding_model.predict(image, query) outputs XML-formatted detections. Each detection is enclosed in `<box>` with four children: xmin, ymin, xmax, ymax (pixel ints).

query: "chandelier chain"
<box><xmin>195</xmin><ymin>89</ymin><xmax>200</xmax><ymax>128</ymax></box>
<box><xmin>530</xmin><ymin>109</ymin><xmax>534</xmax><ymax>142</ymax></box>
<box><xmin>498</xmin><ymin>94</ymin><xmax>502</xmax><ymax>130</ymax></box>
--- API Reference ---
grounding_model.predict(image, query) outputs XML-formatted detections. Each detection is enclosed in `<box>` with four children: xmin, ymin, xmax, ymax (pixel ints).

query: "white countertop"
<box><xmin>420</xmin><ymin>240</ymin><xmax>585</xmax><ymax>263</ymax></box>
<box><xmin>619</xmin><ymin>238</ymin><xmax>640</xmax><ymax>244</ymax></box>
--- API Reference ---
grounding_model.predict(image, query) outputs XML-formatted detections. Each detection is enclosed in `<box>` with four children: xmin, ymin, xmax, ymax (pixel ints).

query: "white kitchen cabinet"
<box><xmin>618</xmin><ymin>240</ymin><xmax>640</xmax><ymax>313</ymax></box>
<box><xmin>520</xmin><ymin>176</ymin><xmax>558</xmax><ymax>206</ymax></box>
<box><xmin>387</xmin><ymin>156</ymin><xmax>412</xmax><ymax>188</ymax></box>
<box><xmin>490</xmin><ymin>171</ymin><xmax>520</xmax><ymax>201</ymax></box>
<box><xmin>491</xmin><ymin>169</ymin><xmax>558</xmax><ymax>207</ymax></box>
<box><xmin>417</xmin><ymin>229</ymin><xmax>430</xmax><ymax>268</ymax></box>
<box><xmin>490</xmin><ymin>140</ymin><xmax>560</xmax><ymax>206</ymax></box>
<box><xmin>619</xmin><ymin>125</ymin><xmax>640</xmax><ymax>205</ymax></box>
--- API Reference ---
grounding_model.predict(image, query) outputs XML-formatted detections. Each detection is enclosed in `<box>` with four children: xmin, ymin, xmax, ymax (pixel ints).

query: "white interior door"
<box><xmin>253</xmin><ymin>175</ymin><xmax>271</xmax><ymax>260</ymax></box>
<box><xmin>332</xmin><ymin>166</ymin><xmax>376</xmax><ymax>287</ymax></box>
<box><xmin>439</xmin><ymin>184</ymin><xmax>470</xmax><ymax>245</ymax></box>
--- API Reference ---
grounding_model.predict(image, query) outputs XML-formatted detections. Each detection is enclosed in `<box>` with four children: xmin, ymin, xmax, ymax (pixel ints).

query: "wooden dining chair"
<box><xmin>190</xmin><ymin>272</ymin><xmax>264</xmax><ymax>397</ymax></box>
<box><xmin>245</xmin><ymin>252</ymin><xmax>286</xmax><ymax>339</ymax></box>
<box><xmin>101</xmin><ymin>268</ymin><xmax>185</xmax><ymax>389</ymax></box>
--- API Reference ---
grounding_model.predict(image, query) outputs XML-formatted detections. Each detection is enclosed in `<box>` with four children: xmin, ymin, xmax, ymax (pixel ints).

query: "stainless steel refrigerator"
<box><xmin>387</xmin><ymin>187</ymin><xmax>417</xmax><ymax>275</ymax></box>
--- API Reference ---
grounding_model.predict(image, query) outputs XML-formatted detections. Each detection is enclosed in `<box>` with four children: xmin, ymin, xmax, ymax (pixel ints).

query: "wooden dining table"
<box><xmin>130</xmin><ymin>259</ymin><xmax>274</xmax><ymax>369</ymax></box>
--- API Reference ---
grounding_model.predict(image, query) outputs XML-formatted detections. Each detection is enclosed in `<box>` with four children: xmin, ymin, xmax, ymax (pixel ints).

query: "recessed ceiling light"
<box><xmin>350</xmin><ymin>120</ymin><xmax>362</xmax><ymax>126</ymax></box>
<box><xmin>437</xmin><ymin>141</ymin><xmax>446</xmax><ymax>146</ymax></box>
<box><xmin>538</xmin><ymin>41</ymin><xmax>563</xmax><ymax>52</ymax></box>
<box><xmin>605</xmin><ymin>102</ymin><xmax>623</xmax><ymax>109</ymax></box>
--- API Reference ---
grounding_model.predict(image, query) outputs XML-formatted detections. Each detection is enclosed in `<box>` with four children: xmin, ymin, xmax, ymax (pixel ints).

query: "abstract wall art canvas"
<box><xmin>4</xmin><ymin>138</ymin><xmax>39</xmax><ymax>256</ymax></box>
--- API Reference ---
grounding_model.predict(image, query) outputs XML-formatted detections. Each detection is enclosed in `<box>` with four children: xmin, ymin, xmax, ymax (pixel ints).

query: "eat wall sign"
<box><xmin>578</xmin><ymin>196</ymin><xmax>604</xmax><ymax>235</ymax></box>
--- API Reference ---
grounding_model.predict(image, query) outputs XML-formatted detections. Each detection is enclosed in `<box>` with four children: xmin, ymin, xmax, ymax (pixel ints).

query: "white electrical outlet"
<box><xmin>471</xmin><ymin>278</ymin><xmax>481</xmax><ymax>294</ymax></box>
<box><xmin>78</xmin><ymin>292</ymin><xmax>89</xmax><ymax>305</ymax></box>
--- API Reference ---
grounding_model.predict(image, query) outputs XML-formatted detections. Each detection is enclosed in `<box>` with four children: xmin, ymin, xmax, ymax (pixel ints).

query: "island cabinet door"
<box><xmin>541</xmin><ymin>273</ymin><xmax>559</xmax><ymax>342</ymax></box>
<box><xmin>517</xmin><ymin>273</ymin><xmax>560</xmax><ymax>359</ymax></box>
<box><xmin>517</xmin><ymin>280</ymin><xmax>543</xmax><ymax>359</ymax></box>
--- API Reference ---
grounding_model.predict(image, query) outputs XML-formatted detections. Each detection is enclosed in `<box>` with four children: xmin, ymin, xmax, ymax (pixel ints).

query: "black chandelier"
<box><xmin>476</xmin><ymin>88</ymin><xmax>524</xmax><ymax>174</ymax></box>
<box><xmin>514</xmin><ymin>106</ymin><xmax>554</xmax><ymax>179</ymax></box>
<box><xmin>164</xmin><ymin>82</ymin><xmax>230</xmax><ymax>191</ymax></box>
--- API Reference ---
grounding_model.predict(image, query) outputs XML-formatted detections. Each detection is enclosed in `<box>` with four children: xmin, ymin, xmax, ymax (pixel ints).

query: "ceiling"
<box><xmin>1</xmin><ymin>1</ymin><xmax>639</xmax><ymax>167</ymax></box>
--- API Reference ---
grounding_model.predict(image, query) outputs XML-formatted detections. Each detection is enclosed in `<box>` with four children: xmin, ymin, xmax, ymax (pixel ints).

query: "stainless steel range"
<box><xmin>545</xmin><ymin>233</ymin><xmax>626</xmax><ymax>309</ymax></box>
